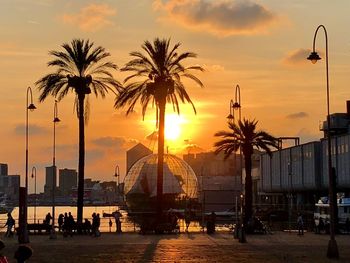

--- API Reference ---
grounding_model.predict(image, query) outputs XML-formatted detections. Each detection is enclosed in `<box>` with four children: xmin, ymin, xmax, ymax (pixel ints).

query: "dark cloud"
<box><xmin>286</xmin><ymin>112</ymin><xmax>309</xmax><ymax>119</ymax></box>
<box><xmin>14</xmin><ymin>124</ymin><xmax>48</xmax><ymax>136</ymax></box>
<box><xmin>154</xmin><ymin>0</ymin><xmax>279</xmax><ymax>36</ymax></box>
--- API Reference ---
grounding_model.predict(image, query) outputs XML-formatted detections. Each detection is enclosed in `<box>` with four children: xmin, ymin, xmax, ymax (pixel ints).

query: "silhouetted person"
<box><xmin>91</xmin><ymin>213</ymin><xmax>98</xmax><ymax>237</ymax></box>
<box><xmin>297</xmin><ymin>213</ymin><xmax>304</xmax><ymax>235</ymax></box>
<box><xmin>14</xmin><ymin>245</ymin><xmax>32</xmax><ymax>263</ymax></box>
<box><xmin>346</xmin><ymin>217</ymin><xmax>350</xmax><ymax>233</ymax></box>
<box><xmin>207</xmin><ymin>212</ymin><xmax>216</xmax><ymax>234</ymax></box>
<box><xmin>113</xmin><ymin>211</ymin><xmax>122</xmax><ymax>233</ymax></box>
<box><xmin>318</xmin><ymin>217</ymin><xmax>324</xmax><ymax>234</ymax></box>
<box><xmin>44</xmin><ymin>213</ymin><xmax>52</xmax><ymax>225</ymax></box>
<box><xmin>58</xmin><ymin>214</ymin><xmax>64</xmax><ymax>232</ymax></box>
<box><xmin>4</xmin><ymin>212</ymin><xmax>15</xmax><ymax>237</ymax></box>
<box><xmin>63</xmin><ymin>212</ymin><xmax>68</xmax><ymax>236</ymax></box>
<box><xmin>68</xmin><ymin>212</ymin><xmax>75</xmax><ymax>236</ymax></box>
<box><xmin>185</xmin><ymin>209</ymin><xmax>191</xmax><ymax>232</ymax></box>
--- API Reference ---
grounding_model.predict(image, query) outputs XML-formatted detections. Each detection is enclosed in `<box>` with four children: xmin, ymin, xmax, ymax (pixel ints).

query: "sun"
<box><xmin>165</xmin><ymin>114</ymin><xmax>185</xmax><ymax>140</ymax></box>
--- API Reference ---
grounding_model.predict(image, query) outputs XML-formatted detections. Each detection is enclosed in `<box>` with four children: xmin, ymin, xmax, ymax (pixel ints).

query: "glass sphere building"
<box><xmin>124</xmin><ymin>154</ymin><xmax>198</xmax><ymax>211</ymax></box>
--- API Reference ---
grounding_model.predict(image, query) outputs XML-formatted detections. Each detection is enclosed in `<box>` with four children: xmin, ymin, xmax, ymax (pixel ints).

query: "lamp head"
<box><xmin>227</xmin><ymin>113</ymin><xmax>234</xmax><ymax>120</ymax></box>
<box><xmin>53</xmin><ymin>117</ymin><xmax>61</xmax><ymax>123</ymax></box>
<box><xmin>232</xmin><ymin>102</ymin><xmax>240</xmax><ymax>109</ymax></box>
<box><xmin>307</xmin><ymin>51</ymin><xmax>321</xmax><ymax>64</ymax></box>
<box><xmin>31</xmin><ymin>173</ymin><xmax>34</xmax><ymax>179</ymax></box>
<box><xmin>27</xmin><ymin>103</ymin><xmax>36</xmax><ymax>111</ymax></box>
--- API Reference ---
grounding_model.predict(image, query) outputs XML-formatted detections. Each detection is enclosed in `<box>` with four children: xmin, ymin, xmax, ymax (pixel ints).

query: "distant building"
<box><xmin>183</xmin><ymin>151</ymin><xmax>242</xmax><ymax>212</ymax></box>
<box><xmin>126</xmin><ymin>143</ymin><xmax>153</xmax><ymax>173</ymax></box>
<box><xmin>259</xmin><ymin>100</ymin><xmax>350</xmax><ymax>211</ymax></box>
<box><xmin>59</xmin><ymin>168</ymin><xmax>77</xmax><ymax>196</ymax></box>
<box><xmin>0</xmin><ymin>163</ymin><xmax>19</xmax><ymax>203</ymax></box>
<box><xmin>0</xmin><ymin>163</ymin><xmax>8</xmax><ymax>176</ymax></box>
<box><xmin>44</xmin><ymin>166</ymin><xmax>57</xmax><ymax>197</ymax></box>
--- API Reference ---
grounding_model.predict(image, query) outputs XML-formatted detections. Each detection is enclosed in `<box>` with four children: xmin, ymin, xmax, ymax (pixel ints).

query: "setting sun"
<box><xmin>165</xmin><ymin>114</ymin><xmax>185</xmax><ymax>140</ymax></box>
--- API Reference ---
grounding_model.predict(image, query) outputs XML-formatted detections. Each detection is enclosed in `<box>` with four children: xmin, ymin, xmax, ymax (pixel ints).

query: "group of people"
<box><xmin>57</xmin><ymin>212</ymin><xmax>76</xmax><ymax>237</ymax></box>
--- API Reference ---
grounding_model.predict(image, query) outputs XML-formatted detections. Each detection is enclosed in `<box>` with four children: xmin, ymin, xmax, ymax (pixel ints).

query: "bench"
<box><xmin>16</xmin><ymin>223</ymin><xmax>52</xmax><ymax>234</ymax></box>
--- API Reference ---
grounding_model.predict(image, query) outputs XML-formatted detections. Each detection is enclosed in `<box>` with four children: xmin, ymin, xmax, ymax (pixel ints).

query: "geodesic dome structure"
<box><xmin>124</xmin><ymin>154</ymin><xmax>198</xmax><ymax>199</ymax></box>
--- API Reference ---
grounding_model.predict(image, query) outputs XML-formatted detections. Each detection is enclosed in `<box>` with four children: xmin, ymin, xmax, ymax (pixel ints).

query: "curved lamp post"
<box><xmin>114</xmin><ymin>165</ymin><xmax>120</xmax><ymax>201</ymax></box>
<box><xmin>227</xmin><ymin>84</ymin><xmax>241</xmax><ymax>122</ymax></box>
<box><xmin>31</xmin><ymin>166</ymin><xmax>37</xmax><ymax>224</ymax></box>
<box><xmin>307</xmin><ymin>24</ymin><xmax>339</xmax><ymax>259</ymax></box>
<box><xmin>50</xmin><ymin>100</ymin><xmax>60</xmax><ymax>239</ymax></box>
<box><xmin>22</xmin><ymin>86</ymin><xmax>36</xmax><ymax>243</ymax></box>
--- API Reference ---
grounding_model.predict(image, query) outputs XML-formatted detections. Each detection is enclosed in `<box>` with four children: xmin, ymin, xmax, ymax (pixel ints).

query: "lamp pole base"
<box><xmin>327</xmin><ymin>239</ymin><xmax>339</xmax><ymax>259</ymax></box>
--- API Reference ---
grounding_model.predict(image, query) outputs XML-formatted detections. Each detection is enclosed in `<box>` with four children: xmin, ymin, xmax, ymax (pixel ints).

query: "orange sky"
<box><xmin>1</xmin><ymin>0</ymin><xmax>350</xmax><ymax>192</ymax></box>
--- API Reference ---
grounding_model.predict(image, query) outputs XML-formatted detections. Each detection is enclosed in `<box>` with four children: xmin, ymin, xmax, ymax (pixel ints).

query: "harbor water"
<box><xmin>0</xmin><ymin>206</ymin><xmax>230</xmax><ymax>233</ymax></box>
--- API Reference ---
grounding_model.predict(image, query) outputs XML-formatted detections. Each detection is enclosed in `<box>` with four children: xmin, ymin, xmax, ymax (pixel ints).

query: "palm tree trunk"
<box><xmin>77</xmin><ymin>93</ymin><xmax>85</xmax><ymax>224</ymax></box>
<box><xmin>156</xmin><ymin>99</ymin><xmax>166</xmax><ymax>216</ymax></box>
<box><xmin>244</xmin><ymin>151</ymin><xmax>253</xmax><ymax>224</ymax></box>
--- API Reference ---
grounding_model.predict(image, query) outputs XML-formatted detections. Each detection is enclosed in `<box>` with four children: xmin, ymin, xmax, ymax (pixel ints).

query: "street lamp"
<box><xmin>307</xmin><ymin>24</ymin><xmax>339</xmax><ymax>259</ymax></box>
<box><xmin>21</xmin><ymin>86</ymin><xmax>36</xmax><ymax>243</ymax></box>
<box><xmin>114</xmin><ymin>165</ymin><xmax>120</xmax><ymax>202</ymax></box>
<box><xmin>50</xmin><ymin>100</ymin><xmax>60</xmax><ymax>239</ymax></box>
<box><xmin>31</xmin><ymin>166</ymin><xmax>37</xmax><ymax>224</ymax></box>
<box><xmin>227</xmin><ymin>84</ymin><xmax>244</xmax><ymax>240</ymax></box>
<box><xmin>227</xmin><ymin>84</ymin><xmax>241</xmax><ymax>123</ymax></box>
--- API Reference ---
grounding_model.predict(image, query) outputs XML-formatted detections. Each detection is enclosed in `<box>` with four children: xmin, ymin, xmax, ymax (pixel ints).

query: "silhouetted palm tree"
<box><xmin>214</xmin><ymin>119</ymin><xmax>278</xmax><ymax>222</ymax></box>
<box><xmin>36</xmin><ymin>39</ymin><xmax>121</xmax><ymax>224</ymax></box>
<box><xmin>115</xmin><ymin>38</ymin><xmax>203</xmax><ymax>214</ymax></box>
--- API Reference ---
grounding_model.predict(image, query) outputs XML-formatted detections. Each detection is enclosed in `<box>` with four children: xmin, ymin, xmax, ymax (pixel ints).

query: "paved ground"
<box><xmin>1</xmin><ymin>231</ymin><xmax>350</xmax><ymax>262</ymax></box>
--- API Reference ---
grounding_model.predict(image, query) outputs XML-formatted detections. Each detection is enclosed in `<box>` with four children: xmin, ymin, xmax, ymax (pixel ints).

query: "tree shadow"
<box><xmin>138</xmin><ymin>239</ymin><xmax>159</xmax><ymax>263</ymax></box>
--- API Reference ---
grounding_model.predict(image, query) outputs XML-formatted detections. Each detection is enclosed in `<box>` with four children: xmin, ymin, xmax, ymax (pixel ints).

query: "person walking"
<box><xmin>297</xmin><ymin>213</ymin><xmax>304</xmax><ymax>236</ymax></box>
<box><xmin>4</xmin><ymin>213</ymin><xmax>15</xmax><ymax>237</ymax></box>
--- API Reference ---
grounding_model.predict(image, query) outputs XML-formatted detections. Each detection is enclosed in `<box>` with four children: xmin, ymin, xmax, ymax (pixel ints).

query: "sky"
<box><xmin>1</xmin><ymin>0</ymin><xmax>350</xmax><ymax>193</ymax></box>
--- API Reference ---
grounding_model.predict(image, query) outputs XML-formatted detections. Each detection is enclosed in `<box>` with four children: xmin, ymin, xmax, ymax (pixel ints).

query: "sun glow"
<box><xmin>165</xmin><ymin>114</ymin><xmax>185</xmax><ymax>140</ymax></box>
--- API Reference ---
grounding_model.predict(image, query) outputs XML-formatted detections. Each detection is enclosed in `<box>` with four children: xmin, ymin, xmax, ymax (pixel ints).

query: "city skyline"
<box><xmin>1</xmin><ymin>1</ymin><xmax>350</xmax><ymax>192</ymax></box>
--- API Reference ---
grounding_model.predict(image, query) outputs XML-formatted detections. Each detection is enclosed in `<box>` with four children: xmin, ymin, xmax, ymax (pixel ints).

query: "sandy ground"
<box><xmin>0</xmin><ymin>231</ymin><xmax>349</xmax><ymax>263</ymax></box>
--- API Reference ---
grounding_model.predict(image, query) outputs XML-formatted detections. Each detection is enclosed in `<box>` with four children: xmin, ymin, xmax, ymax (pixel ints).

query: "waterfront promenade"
<box><xmin>1</xmin><ymin>231</ymin><xmax>350</xmax><ymax>262</ymax></box>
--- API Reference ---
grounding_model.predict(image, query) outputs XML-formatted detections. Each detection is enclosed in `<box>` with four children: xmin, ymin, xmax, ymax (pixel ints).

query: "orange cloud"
<box><xmin>153</xmin><ymin>0</ymin><xmax>279</xmax><ymax>36</ymax></box>
<box><xmin>61</xmin><ymin>3</ymin><xmax>116</xmax><ymax>32</ymax></box>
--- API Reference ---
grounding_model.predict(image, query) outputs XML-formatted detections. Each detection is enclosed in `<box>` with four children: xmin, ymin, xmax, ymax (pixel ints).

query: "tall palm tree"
<box><xmin>214</xmin><ymin>119</ymin><xmax>278</xmax><ymax>222</ymax></box>
<box><xmin>36</xmin><ymin>39</ymin><xmax>121</xmax><ymax>224</ymax></box>
<box><xmin>115</xmin><ymin>38</ymin><xmax>203</xmax><ymax>214</ymax></box>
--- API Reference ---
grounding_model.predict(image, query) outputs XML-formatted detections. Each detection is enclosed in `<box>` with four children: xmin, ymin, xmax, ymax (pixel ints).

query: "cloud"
<box><xmin>282</xmin><ymin>48</ymin><xmax>311</xmax><ymax>66</ymax></box>
<box><xmin>61</xmin><ymin>3</ymin><xmax>116</xmax><ymax>32</ymax></box>
<box><xmin>153</xmin><ymin>0</ymin><xmax>279</xmax><ymax>36</ymax></box>
<box><xmin>295</xmin><ymin>128</ymin><xmax>320</xmax><ymax>144</ymax></box>
<box><xmin>91</xmin><ymin>136</ymin><xmax>138</xmax><ymax>150</ymax></box>
<box><xmin>283</xmin><ymin>48</ymin><xmax>325</xmax><ymax>66</ymax></box>
<box><xmin>286</xmin><ymin>112</ymin><xmax>309</xmax><ymax>119</ymax></box>
<box><xmin>202</xmin><ymin>64</ymin><xmax>225</xmax><ymax>72</ymax></box>
<box><xmin>14</xmin><ymin>124</ymin><xmax>48</xmax><ymax>136</ymax></box>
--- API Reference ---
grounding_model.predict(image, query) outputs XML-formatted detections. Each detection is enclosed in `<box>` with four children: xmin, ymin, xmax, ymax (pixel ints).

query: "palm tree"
<box><xmin>115</xmin><ymin>38</ymin><xmax>203</xmax><ymax>214</ymax></box>
<box><xmin>214</xmin><ymin>119</ymin><xmax>278</xmax><ymax>222</ymax></box>
<box><xmin>36</xmin><ymin>39</ymin><xmax>121</xmax><ymax>224</ymax></box>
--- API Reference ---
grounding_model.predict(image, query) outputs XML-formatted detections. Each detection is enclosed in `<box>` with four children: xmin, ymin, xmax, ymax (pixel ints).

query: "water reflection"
<box><xmin>0</xmin><ymin>206</ymin><xmax>231</xmax><ymax>233</ymax></box>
